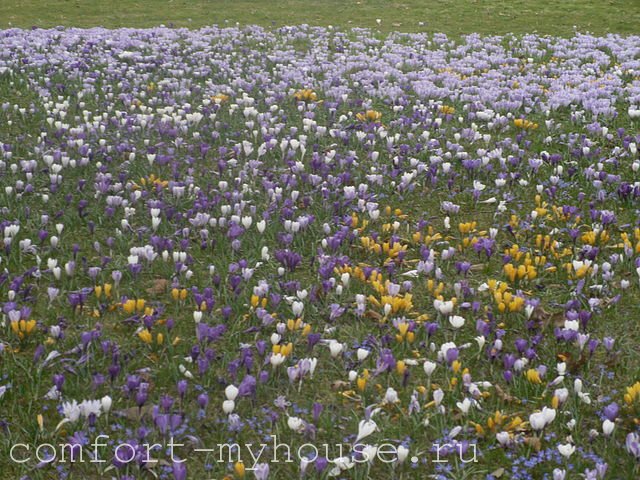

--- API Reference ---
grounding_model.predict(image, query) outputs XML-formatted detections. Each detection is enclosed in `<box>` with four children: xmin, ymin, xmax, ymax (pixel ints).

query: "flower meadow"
<box><xmin>3</xmin><ymin>24</ymin><xmax>640</xmax><ymax>479</ymax></box>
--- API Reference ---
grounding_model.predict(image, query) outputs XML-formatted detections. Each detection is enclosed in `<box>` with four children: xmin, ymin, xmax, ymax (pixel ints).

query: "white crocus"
<box><xmin>449</xmin><ymin>315</ymin><xmax>465</xmax><ymax>329</ymax></box>
<box><xmin>557</xmin><ymin>443</ymin><xmax>575</xmax><ymax>458</ymax></box>
<box><xmin>423</xmin><ymin>360</ymin><xmax>436</xmax><ymax>376</ymax></box>
<box><xmin>222</xmin><ymin>400</ymin><xmax>235</xmax><ymax>414</ymax></box>
<box><xmin>355</xmin><ymin>419</ymin><xmax>378</xmax><ymax>443</ymax></box>
<box><xmin>287</xmin><ymin>416</ymin><xmax>305</xmax><ymax>433</ymax></box>
<box><xmin>225</xmin><ymin>384</ymin><xmax>239</xmax><ymax>401</ymax></box>
<box><xmin>384</xmin><ymin>387</ymin><xmax>399</xmax><ymax>404</ymax></box>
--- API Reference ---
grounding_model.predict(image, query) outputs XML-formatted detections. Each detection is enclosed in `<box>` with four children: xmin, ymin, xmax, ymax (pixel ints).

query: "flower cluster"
<box><xmin>0</xmin><ymin>24</ymin><xmax>639</xmax><ymax>479</ymax></box>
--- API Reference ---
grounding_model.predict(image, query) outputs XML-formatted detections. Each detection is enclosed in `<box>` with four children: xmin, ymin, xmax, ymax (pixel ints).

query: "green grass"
<box><xmin>2</xmin><ymin>7</ymin><xmax>640</xmax><ymax>479</ymax></box>
<box><xmin>1</xmin><ymin>0</ymin><xmax>639</xmax><ymax>36</ymax></box>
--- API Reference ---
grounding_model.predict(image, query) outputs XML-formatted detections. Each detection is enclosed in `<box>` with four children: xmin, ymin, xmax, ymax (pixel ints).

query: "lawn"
<box><xmin>2</xmin><ymin>3</ymin><xmax>640</xmax><ymax>480</ymax></box>
<box><xmin>0</xmin><ymin>0</ymin><xmax>639</xmax><ymax>36</ymax></box>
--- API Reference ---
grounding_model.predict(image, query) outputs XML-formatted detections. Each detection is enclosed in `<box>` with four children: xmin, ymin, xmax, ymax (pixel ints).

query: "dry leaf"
<box><xmin>530</xmin><ymin>305</ymin><xmax>564</xmax><ymax>329</ymax></box>
<box><xmin>558</xmin><ymin>351</ymin><xmax>588</xmax><ymax>374</ymax></box>
<box><xmin>146</xmin><ymin>278</ymin><xmax>169</xmax><ymax>295</ymax></box>
<box><xmin>524</xmin><ymin>436</ymin><xmax>542</xmax><ymax>451</ymax></box>
<box><xmin>116</xmin><ymin>404</ymin><xmax>155</xmax><ymax>421</ymax></box>
<box><xmin>494</xmin><ymin>384</ymin><xmax>520</xmax><ymax>404</ymax></box>
<box><xmin>332</xmin><ymin>380</ymin><xmax>350</xmax><ymax>391</ymax></box>
<box><xmin>364</xmin><ymin>310</ymin><xmax>383</xmax><ymax>321</ymax></box>
<box><xmin>605</xmin><ymin>352</ymin><xmax>620</xmax><ymax>369</ymax></box>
